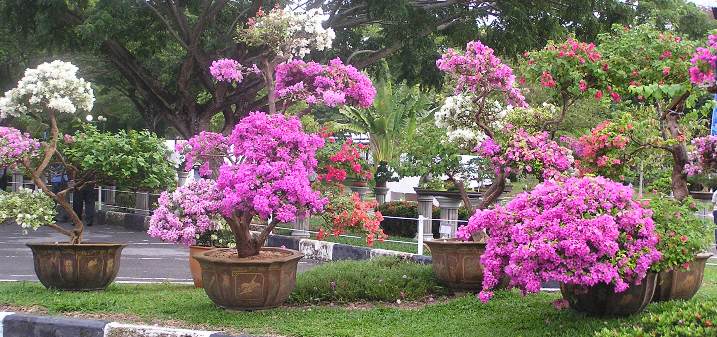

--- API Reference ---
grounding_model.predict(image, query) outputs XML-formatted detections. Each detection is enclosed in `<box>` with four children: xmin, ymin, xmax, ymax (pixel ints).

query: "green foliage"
<box><xmin>0</xmin><ymin>188</ymin><xmax>56</xmax><ymax>232</ymax></box>
<box><xmin>289</xmin><ymin>257</ymin><xmax>447</xmax><ymax>304</ymax></box>
<box><xmin>337</xmin><ymin>77</ymin><xmax>432</xmax><ymax>168</ymax></box>
<box><xmin>394</xmin><ymin>121</ymin><xmax>463</xmax><ymax>181</ymax></box>
<box><xmin>62</xmin><ymin>125</ymin><xmax>176</xmax><ymax>191</ymax></box>
<box><xmin>596</xmin><ymin>300</ymin><xmax>717</xmax><ymax>337</ymax></box>
<box><xmin>648</xmin><ymin>195</ymin><xmax>712</xmax><ymax>272</ymax></box>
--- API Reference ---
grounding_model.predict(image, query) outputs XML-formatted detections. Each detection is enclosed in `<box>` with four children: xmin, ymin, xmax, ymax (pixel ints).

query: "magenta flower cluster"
<box><xmin>148</xmin><ymin>179</ymin><xmax>223</xmax><ymax>246</ymax></box>
<box><xmin>0</xmin><ymin>127</ymin><xmax>40</xmax><ymax>168</ymax></box>
<box><xmin>274</xmin><ymin>58</ymin><xmax>376</xmax><ymax>108</ymax></box>
<box><xmin>436</xmin><ymin>40</ymin><xmax>527</xmax><ymax>107</ymax></box>
<box><xmin>216</xmin><ymin>112</ymin><xmax>327</xmax><ymax>222</ymax></box>
<box><xmin>176</xmin><ymin>131</ymin><xmax>228</xmax><ymax>177</ymax></box>
<box><xmin>457</xmin><ymin>176</ymin><xmax>661</xmax><ymax>303</ymax></box>
<box><xmin>685</xmin><ymin>135</ymin><xmax>717</xmax><ymax>176</ymax></box>
<box><xmin>476</xmin><ymin>128</ymin><xmax>574</xmax><ymax>180</ymax></box>
<box><xmin>689</xmin><ymin>35</ymin><xmax>717</xmax><ymax>86</ymax></box>
<box><xmin>209</xmin><ymin>58</ymin><xmax>261</xmax><ymax>83</ymax></box>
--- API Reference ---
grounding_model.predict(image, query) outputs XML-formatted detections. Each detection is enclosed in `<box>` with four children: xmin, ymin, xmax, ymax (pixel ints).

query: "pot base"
<box><xmin>195</xmin><ymin>247</ymin><xmax>303</xmax><ymax>310</ymax></box>
<box><xmin>560</xmin><ymin>273</ymin><xmax>657</xmax><ymax>316</ymax></box>
<box><xmin>26</xmin><ymin>242</ymin><xmax>126</xmax><ymax>291</ymax></box>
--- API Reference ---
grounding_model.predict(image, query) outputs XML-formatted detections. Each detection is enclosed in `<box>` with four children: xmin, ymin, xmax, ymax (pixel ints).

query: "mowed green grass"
<box><xmin>0</xmin><ymin>259</ymin><xmax>715</xmax><ymax>337</ymax></box>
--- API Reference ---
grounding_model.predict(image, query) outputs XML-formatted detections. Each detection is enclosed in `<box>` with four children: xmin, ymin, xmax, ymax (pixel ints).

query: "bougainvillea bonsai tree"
<box><xmin>435</xmin><ymin>40</ymin><xmax>575</xmax><ymax>216</ymax></box>
<box><xmin>597</xmin><ymin>24</ymin><xmax>710</xmax><ymax>200</ymax></box>
<box><xmin>457</xmin><ymin>176</ymin><xmax>661</xmax><ymax>303</ymax></box>
<box><xmin>685</xmin><ymin>135</ymin><xmax>717</xmax><ymax>176</ymax></box>
<box><xmin>0</xmin><ymin>61</ymin><xmax>175</xmax><ymax>244</ymax></box>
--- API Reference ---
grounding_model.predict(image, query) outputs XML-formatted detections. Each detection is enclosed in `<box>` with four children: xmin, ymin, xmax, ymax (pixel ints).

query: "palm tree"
<box><xmin>336</xmin><ymin>78</ymin><xmax>433</xmax><ymax>186</ymax></box>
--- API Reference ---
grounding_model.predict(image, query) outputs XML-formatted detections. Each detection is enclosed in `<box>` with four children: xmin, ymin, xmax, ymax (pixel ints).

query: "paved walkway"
<box><xmin>0</xmin><ymin>223</ymin><xmax>321</xmax><ymax>284</ymax></box>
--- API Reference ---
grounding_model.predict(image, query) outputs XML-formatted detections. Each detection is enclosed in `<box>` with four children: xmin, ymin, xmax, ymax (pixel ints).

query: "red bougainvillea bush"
<box><xmin>561</xmin><ymin>119</ymin><xmax>635</xmax><ymax>181</ymax></box>
<box><xmin>456</xmin><ymin>176</ymin><xmax>661</xmax><ymax>303</ymax></box>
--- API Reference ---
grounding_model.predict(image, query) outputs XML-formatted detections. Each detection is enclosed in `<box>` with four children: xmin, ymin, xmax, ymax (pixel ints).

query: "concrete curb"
<box><xmin>99</xmin><ymin>210</ymin><xmax>432</xmax><ymax>264</ymax></box>
<box><xmin>0</xmin><ymin>312</ymin><xmax>255</xmax><ymax>337</ymax></box>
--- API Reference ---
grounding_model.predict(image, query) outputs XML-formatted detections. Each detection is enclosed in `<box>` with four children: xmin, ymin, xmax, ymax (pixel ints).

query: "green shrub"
<box><xmin>596</xmin><ymin>301</ymin><xmax>717</xmax><ymax>337</ymax></box>
<box><xmin>288</xmin><ymin>257</ymin><xmax>448</xmax><ymax>304</ymax></box>
<box><xmin>377</xmin><ymin>201</ymin><xmax>473</xmax><ymax>238</ymax></box>
<box><xmin>648</xmin><ymin>195</ymin><xmax>712</xmax><ymax>272</ymax></box>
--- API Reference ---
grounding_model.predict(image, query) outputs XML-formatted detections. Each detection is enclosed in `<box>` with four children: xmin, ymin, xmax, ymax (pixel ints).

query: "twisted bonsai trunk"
<box><xmin>226</xmin><ymin>211</ymin><xmax>280</xmax><ymax>258</ymax></box>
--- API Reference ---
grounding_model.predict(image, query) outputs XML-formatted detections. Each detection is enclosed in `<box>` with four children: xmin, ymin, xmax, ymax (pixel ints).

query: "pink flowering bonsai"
<box><xmin>457</xmin><ymin>176</ymin><xmax>661</xmax><ymax>303</ymax></box>
<box><xmin>151</xmin><ymin>112</ymin><xmax>327</xmax><ymax>257</ymax></box>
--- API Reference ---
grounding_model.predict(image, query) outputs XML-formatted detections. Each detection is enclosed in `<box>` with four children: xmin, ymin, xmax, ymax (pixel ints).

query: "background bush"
<box><xmin>377</xmin><ymin>201</ymin><xmax>472</xmax><ymax>238</ymax></box>
<box><xmin>289</xmin><ymin>257</ymin><xmax>448</xmax><ymax>304</ymax></box>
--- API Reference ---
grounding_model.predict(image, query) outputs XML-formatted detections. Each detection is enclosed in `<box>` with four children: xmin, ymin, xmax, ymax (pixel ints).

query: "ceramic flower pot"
<box><xmin>194</xmin><ymin>247</ymin><xmax>303</xmax><ymax>310</ymax></box>
<box><xmin>560</xmin><ymin>272</ymin><xmax>657</xmax><ymax>316</ymax></box>
<box><xmin>26</xmin><ymin>242</ymin><xmax>126</xmax><ymax>291</ymax></box>
<box><xmin>425</xmin><ymin>239</ymin><xmax>507</xmax><ymax>290</ymax></box>
<box><xmin>652</xmin><ymin>253</ymin><xmax>713</xmax><ymax>302</ymax></box>
<box><xmin>189</xmin><ymin>245</ymin><xmax>214</xmax><ymax>288</ymax></box>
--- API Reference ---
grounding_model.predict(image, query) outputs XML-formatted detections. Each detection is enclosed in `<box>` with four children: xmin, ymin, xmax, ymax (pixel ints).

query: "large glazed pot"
<box><xmin>26</xmin><ymin>242</ymin><xmax>126</xmax><ymax>291</ymax></box>
<box><xmin>189</xmin><ymin>245</ymin><xmax>213</xmax><ymax>288</ymax></box>
<box><xmin>425</xmin><ymin>239</ymin><xmax>489</xmax><ymax>290</ymax></box>
<box><xmin>653</xmin><ymin>253</ymin><xmax>713</xmax><ymax>302</ymax></box>
<box><xmin>194</xmin><ymin>247</ymin><xmax>303</xmax><ymax>310</ymax></box>
<box><xmin>560</xmin><ymin>272</ymin><xmax>657</xmax><ymax>316</ymax></box>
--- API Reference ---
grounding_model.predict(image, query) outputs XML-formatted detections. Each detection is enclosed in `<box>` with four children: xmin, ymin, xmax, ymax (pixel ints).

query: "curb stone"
<box><xmin>0</xmin><ymin>312</ymin><xmax>257</xmax><ymax>337</ymax></box>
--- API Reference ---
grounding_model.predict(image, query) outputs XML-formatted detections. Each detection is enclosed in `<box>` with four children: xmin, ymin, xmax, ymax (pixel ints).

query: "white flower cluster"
<box><xmin>435</xmin><ymin>94</ymin><xmax>513</xmax><ymax>148</ymax></box>
<box><xmin>0</xmin><ymin>188</ymin><xmax>57</xmax><ymax>232</ymax></box>
<box><xmin>249</xmin><ymin>7</ymin><xmax>335</xmax><ymax>59</ymax></box>
<box><xmin>0</xmin><ymin>60</ymin><xmax>94</xmax><ymax>118</ymax></box>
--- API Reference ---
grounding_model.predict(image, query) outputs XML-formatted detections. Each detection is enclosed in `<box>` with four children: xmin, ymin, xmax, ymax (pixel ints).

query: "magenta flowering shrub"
<box><xmin>217</xmin><ymin>112</ymin><xmax>327</xmax><ymax>222</ymax></box>
<box><xmin>148</xmin><ymin>179</ymin><xmax>222</xmax><ymax>246</ymax></box>
<box><xmin>274</xmin><ymin>58</ymin><xmax>376</xmax><ymax>108</ymax></box>
<box><xmin>457</xmin><ymin>176</ymin><xmax>661</xmax><ymax>303</ymax></box>
<box><xmin>688</xmin><ymin>35</ymin><xmax>717</xmax><ymax>86</ymax></box>
<box><xmin>209</xmin><ymin>58</ymin><xmax>261</xmax><ymax>83</ymax></box>
<box><xmin>0</xmin><ymin>127</ymin><xmax>40</xmax><ymax>168</ymax></box>
<box><xmin>475</xmin><ymin>128</ymin><xmax>574</xmax><ymax>180</ymax></box>
<box><xmin>437</xmin><ymin>40</ymin><xmax>526</xmax><ymax>107</ymax></box>
<box><xmin>685</xmin><ymin>135</ymin><xmax>717</xmax><ymax>175</ymax></box>
<box><xmin>175</xmin><ymin>131</ymin><xmax>228</xmax><ymax>177</ymax></box>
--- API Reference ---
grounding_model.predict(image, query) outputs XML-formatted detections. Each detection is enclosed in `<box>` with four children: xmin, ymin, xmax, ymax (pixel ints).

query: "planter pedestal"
<box><xmin>290</xmin><ymin>209</ymin><xmax>311</xmax><ymax>238</ymax></box>
<box><xmin>560</xmin><ymin>273</ymin><xmax>657</xmax><ymax>316</ymax></box>
<box><xmin>195</xmin><ymin>247</ymin><xmax>303</xmax><ymax>310</ymax></box>
<box><xmin>349</xmin><ymin>185</ymin><xmax>370</xmax><ymax>200</ymax></box>
<box><xmin>435</xmin><ymin>196</ymin><xmax>461</xmax><ymax>238</ymax></box>
<box><xmin>416</xmin><ymin>194</ymin><xmax>435</xmax><ymax>241</ymax></box>
<box><xmin>374</xmin><ymin>187</ymin><xmax>389</xmax><ymax>204</ymax></box>
<box><xmin>27</xmin><ymin>242</ymin><xmax>126</xmax><ymax>291</ymax></box>
<box><xmin>653</xmin><ymin>253</ymin><xmax>712</xmax><ymax>302</ymax></box>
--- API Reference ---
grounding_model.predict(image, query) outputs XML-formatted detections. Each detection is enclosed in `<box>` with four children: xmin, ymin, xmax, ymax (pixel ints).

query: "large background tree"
<box><xmin>2</xmin><ymin>0</ymin><xmax>714</xmax><ymax>137</ymax></box>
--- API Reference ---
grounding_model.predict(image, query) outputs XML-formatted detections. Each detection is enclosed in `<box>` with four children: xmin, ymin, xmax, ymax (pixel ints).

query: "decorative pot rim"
<box><xmin>26</xmin><ymin>242</ymin><xmax>127</xmax><ymax>248</ymax></box>
<box><xmin>696</xmin><ymin>252</ymin><xmax>714</xmax><ymax>259</ymax></box>
<box><xmin>194</xmin><ymin>247</ymin><xmax>303</xmax><ymax>266</ymax></box>
<box><xmin>424</xmin><ymin>238</ymin><xmax>486</xmax><ymax>247</ymax></box>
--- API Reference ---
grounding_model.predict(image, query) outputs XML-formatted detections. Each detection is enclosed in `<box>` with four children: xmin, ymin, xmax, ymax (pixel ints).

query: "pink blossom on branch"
<box><xmin>457</xmin><ymin>176</ymin><xmax>661</xmax><ymax>303</ymax></box>
<box><xmin>275</xmin><ymin>58</ymin><xmax>376</xmax><ymax>108</ymax></box>
<box><xmin>689</xmin><ymin>35</ymin><xmax>717</xmax><ymax>86</ymax></box>
<box><xmin>175</xmin><ymin>131</ymin><xmax>228</xmax><ymax>177</ymax></box>
<box><xmin>685</xmin><ymin>135</ymin><xmax>717</xmax><ymax>176</ymax></box>
<box><xmin>0</xmin><ymin>127</ymin><xmax>40</xmax><ymax>168</ymax></box>
<box><xmin>436</xmin><ymin>40</ymin><xmax>527</xmax><ymax>107</ymax></box>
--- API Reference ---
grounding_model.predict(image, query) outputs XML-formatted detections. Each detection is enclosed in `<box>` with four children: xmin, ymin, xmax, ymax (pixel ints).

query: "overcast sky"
<box><xmin>688</xmin><ymin>0</ymin><xmax>717</xmax><ymax>6</ymax></box>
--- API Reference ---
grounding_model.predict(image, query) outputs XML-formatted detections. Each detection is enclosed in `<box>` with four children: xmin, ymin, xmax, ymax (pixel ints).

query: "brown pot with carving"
<box><xmin>560</xmin><ymin>272</ymin><xmax>657</xmax><ymax>316</ymax></box>
<box><xmin>425</xmin><ymin>239</ymin><xmax>507</xmax><ymax>290</ymax></box>
<box><xmin>27</xmin><ymin>242</ymin><xmax>126</xmax><ymax>291</ymax></box>
<box><xmin>194</xmin><ymin>247</ymin><xmax>303</xmax><ymax>310</ymax></box>
<box><xmin>189</xmin><ymin>245</ymin><xmax>213</xmax><ymax>288</ymax></box>
<box><xmin>653</xmin><ymin>253</ymin><xmax>713</xmax><ymax>302</ymax></box>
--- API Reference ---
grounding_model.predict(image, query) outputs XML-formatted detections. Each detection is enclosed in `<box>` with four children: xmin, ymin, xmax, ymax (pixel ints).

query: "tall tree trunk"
<box><xmin>665</xmin><ymin>113</ymin><xmax>690</xmax><ymax>201</ymax></box>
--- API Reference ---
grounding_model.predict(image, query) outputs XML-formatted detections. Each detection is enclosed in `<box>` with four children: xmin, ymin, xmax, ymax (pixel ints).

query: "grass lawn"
<box><xmin>0</xmin><ymin>262</ymin><xmax>716</xmax><ymax>337</ymax></box>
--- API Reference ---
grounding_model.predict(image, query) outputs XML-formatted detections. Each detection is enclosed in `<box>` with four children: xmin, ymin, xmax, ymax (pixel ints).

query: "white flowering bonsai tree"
<box><xmin>0</xmin><ymin>60</ymin><xmax>175</xmax><ymax>244</ymax></box>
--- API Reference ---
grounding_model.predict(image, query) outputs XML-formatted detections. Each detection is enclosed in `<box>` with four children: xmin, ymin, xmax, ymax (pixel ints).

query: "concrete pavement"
<box><xmin>0</xmin><ymin>223</ymin><xmax>321</xmax><ymax>284</ymax></box>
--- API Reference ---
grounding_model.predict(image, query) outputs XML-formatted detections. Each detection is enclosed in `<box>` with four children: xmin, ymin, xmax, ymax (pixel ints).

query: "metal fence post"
<box><xmin>97</xmin><ymin>186</ymin><xmax>103</xmax><ymax>211</ymax></box>
<box><xmin>417</xmin><ymin>215</ymin><xmax>424</xmax><ymax>256</ymax></box>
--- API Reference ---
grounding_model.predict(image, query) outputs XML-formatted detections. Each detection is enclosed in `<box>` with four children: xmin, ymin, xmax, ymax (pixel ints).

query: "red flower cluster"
<box><xmin>318</xmin><ymin>193</ymin><xmax>386</xmax><ymax>246</ymax></box>
<box><xmin>562</xmin><ymin>120</ymin><xmax>633</xmax><ymax>180</ymax></box>
<box><xmin>322</xmin><ymin>139</ymin><xmax>372</xmax><ymax>182</ymax></box>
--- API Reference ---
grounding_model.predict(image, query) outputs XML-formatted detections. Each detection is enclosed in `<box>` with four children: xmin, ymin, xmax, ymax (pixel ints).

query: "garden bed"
<box><xmin>0</xmin><ymin>259</ymin><xmax>715</xmax><ymax>337</ymax></box>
